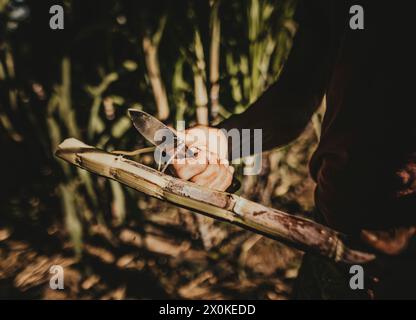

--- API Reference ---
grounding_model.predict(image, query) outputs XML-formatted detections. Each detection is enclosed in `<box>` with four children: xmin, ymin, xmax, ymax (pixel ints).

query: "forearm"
<box><xmin>217</xmin><ymin>0</ymin><xmax>331</xmax><ymax>158</ymax></box>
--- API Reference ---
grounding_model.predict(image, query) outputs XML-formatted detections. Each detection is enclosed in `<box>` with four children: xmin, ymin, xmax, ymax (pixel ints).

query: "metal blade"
<box><xmin>128</xmin><ymin>109</ymin><xmax>241</xmax><ymax>192</ymax></box>
<box><xmin>128</xmin><ymin>109</ymin><xmax>188</xmax><ymax>172</ymax></box>
<box><xmin>128</xmin><ymin>109</ymin><xmax>176</xmax><ymax>147</ymax></box>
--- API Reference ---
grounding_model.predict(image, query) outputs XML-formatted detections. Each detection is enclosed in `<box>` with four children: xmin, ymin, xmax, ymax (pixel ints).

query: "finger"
<box><xmin>172</xmin><ymin>148</ymin><xmax>218</xmax><ymax>181</ymax></box>
<box><xmin>172</xmin><ymin>147</ymin><xmax>207</xmax><ymax>165</ymax></box>
<box><xmin>221</xmin><ymin>166</ymin><xmax>234</xmax><ymax>189</ymax></box>
<box><xmin>208</xmin><ymin>165</ymin><xmax>234</xmax><ymax>191</ymax></box>
<box><xmin>190</xmin><ymin>163</ymin><xmax>221</xmax><ymax>186</ymax></box>
<box><xmin>172</xmin><ymin>163</ymin><xmax>207</xmax><ymax>181</ymax></box>
<box><xmin>185</xmin><ymin>127</ymin><xmax>228</xmax><ymax>160</ymax></box>
<box><xmin>207</xmin><ymin>151</ymin><xmax>220</xmax><ymax>164</ymax></box>
<box><xmin>218</xmin><ymin>157</ymin><xmax>229</xmax><ymax>166</ymax></box>
<box><xmin>171</xmin><ymin>150</ymin><xmax>209</xmax><ymax>180</ymax></box>
<box><xmin>190</xmin><ymin>150</ymin><xmax>219</xmax><ymax>164</ymax></box>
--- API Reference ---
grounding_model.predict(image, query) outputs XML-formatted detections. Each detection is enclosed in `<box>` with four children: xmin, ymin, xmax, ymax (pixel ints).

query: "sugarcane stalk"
<box><xmin>55</xmin><ymin>138</ymin><xmax>376</xmax><ymax>264</ymax></box>
<box><xmin>209</xmin><ymin>0</ymin><xmax>221</xmax><ymax>120</ymax></box>
<box><xmin>142</xmin><ymin>15</ymin><xmax>170</xmax><ymax>121</ymax></box>
<box><xmin>172</xmin><ymin>57</ymin><xmax>190</xmax><ymax>122</ymax></box>
<box><xmin>192</xmin><ymin>30</ymin><xmax>209</xmax><ymax>126</ymax></box>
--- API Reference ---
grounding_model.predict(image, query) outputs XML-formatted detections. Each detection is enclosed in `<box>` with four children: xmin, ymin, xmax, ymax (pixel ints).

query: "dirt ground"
<box><xmin>0</xmin><ymin>211</ymin><xmax>303</xmax><ymax>299</ymax></box>
<box><xmin>0</xmin><ymin>121</ymin><xmax>318</xmax><ymax>300</ymax></box>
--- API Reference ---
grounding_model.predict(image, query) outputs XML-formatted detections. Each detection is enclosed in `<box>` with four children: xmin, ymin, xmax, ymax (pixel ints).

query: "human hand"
<box><xmin>171</xmin><ymin>126</ymin><xmax>234</xmax><ymax>191</ymax></box>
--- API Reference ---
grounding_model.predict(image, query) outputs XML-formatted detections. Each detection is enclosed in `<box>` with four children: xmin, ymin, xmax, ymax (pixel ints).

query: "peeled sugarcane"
<box><xmin>55</xmin><ymin>138</ymin><xmax>376</xmax><ymax>264</ymax></box>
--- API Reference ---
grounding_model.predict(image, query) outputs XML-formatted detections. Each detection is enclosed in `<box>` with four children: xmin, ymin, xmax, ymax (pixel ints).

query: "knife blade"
<box><xmin>128</xmin><ymin>109</ymin><xmax>175</xmax><ymax>147</ymax></box>
<box><xmin>128</xmin><ymin>109</ymin><xmax>191</xmax><ymax>171</ymax></box>
<box><xmin>128</xmin><ymin>109</ymin><xmax>241</xmax><ymax>192</ymax></box>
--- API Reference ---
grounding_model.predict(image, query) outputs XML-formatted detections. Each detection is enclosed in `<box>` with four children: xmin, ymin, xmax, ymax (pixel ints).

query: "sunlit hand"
<box><xmin>171</xmin><ymin>126</ymin><xmax>234</xmax><ymax>191</ymax></box>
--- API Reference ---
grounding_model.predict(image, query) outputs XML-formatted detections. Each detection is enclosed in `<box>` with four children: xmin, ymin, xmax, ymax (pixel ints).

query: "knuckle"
<box><xmin>227</xmin><ymin>171</ymin><xmax>233</xmax><ymax>183</ymax></box>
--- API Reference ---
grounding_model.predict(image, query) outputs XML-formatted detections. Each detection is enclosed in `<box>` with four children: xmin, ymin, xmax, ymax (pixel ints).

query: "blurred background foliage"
<box><xmin>0</xmin><ymin>0</ymin><xmax>323</xmax><ymax>299</ymax></box>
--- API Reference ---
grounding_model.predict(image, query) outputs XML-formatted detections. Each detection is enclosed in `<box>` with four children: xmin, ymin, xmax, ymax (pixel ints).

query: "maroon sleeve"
<box><xmin>217</xmin><ymin>0</ymin><xmax>332</xmax><ymax>159</ymax></box>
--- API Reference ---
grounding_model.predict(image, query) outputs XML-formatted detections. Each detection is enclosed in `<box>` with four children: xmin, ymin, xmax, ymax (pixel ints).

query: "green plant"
<box><xmin>0</xmin><ymin>0</ymin><xmax>299</xmax><ymax>255</ymax></box>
